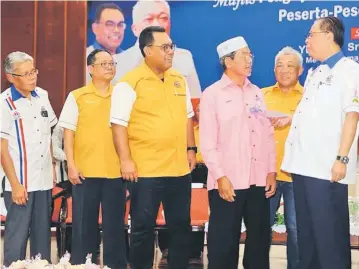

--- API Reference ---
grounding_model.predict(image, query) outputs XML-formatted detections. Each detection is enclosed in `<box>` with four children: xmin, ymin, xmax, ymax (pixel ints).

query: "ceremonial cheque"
<box><xmin>1</xmin><ymin>0</ymin><xmax>359</xmax><ymax>269</ymax></box>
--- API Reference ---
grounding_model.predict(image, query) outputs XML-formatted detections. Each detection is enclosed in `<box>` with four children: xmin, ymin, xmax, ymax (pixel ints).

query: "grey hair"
<box><xmin>4</xmin><ymin>51</ymin><xmax>34</xmax><ymax>73</ymax></box>
<box><xmin>132</xmin><ymin>0</ymin><xmax>170</xmax><ymax>25</ymax></box>
<box><xmin>219</xmin><ymin>51</ymin><xmax>236</xmax><ymax>71</ymax></box>
<box><xmin>275</xmin><ymin>46</ymin><xmax>303</xmax><ymax>67</ymax></box>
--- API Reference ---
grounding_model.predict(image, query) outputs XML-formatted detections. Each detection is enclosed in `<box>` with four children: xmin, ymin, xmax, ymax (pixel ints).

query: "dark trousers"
<box><xmin>292</xmin><ymin>174</ymin><xmax>351</xmax><ymax>269</ymax></box>
<box><xmin>269</xmin><ymin>181</ymin><xmax>299</xmax><ymax>269</ymax></box>
<box><xmin>129</xmin><ymin>174</ymin><xmax>192</xmax><ymax>269</ymax></box>
<box><xmin>158</xmin><ymin>164</ymin><xmax>207</xmax><ymax>258</ymax></box>
<box><xmin>207</xmin><ymin>186</ymin><xmax>270</xmax><ymax>269</ymax></box>
<box><xmin>3</xmin><ymin>190</ymin><xmax>52</xmax><ymax>267</ymax></box>
<box><xmin>71</xmin><ymin>178</ymin><xmax>127</xmax><ymax>269</ymax></box>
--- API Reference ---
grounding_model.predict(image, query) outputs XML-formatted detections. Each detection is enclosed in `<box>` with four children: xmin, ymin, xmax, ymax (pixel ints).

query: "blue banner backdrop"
<box><xmin>87</xmin><ymin>0</ymin><xmax>359</xmax><ymax>91</ymax></box>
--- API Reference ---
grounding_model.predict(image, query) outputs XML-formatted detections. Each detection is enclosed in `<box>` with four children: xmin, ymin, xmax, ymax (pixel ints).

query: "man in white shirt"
<box><xmin>110</xmin><ymin>0</ymin><xmax>202</xmax><ymax>98</ymax></box>
<box><xmin>282</xmin><ymin>16</ymin><xmax>359</xmax><ymax>269</ymax></box>
<box><xmin>1</xmin><ymin>51</ymin><xmax>57</xmax><ymax>266</ymax></box>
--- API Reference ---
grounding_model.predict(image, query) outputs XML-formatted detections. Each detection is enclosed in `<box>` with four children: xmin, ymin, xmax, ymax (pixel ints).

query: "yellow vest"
<box><xmin>262</xmin><ymin>82</ymin><xmax>303</xmax><ymax>182</ymax></box>
<box><xmin>118</xmin><ymin>62</ymin><xmax>190</xmax><ymax>177</ymax></box>
<box><xmin>72</xmin><ymin>82</ymin><xmax>121</xmax><ymax>178</ymax></box>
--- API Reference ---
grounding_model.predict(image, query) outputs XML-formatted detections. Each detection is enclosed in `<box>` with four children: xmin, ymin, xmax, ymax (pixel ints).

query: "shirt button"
<box><xmin>34</xmin><ymin>116</ymin><xmax>36</xmax><ymax>119</ymax></box>
<box><xmin>246</xmin><ymin>103</ymin><xmax>248</xmax><ymax>106</ymax></box>
<box><xmin>41</xmin><ymin>155</ymin><xmax>43</xmax><ymax>157</ymax></box>
<box><xmin>253</xmin><ymin>145</ymin><xmax>255</xmax><ymax>147</ymax></box>
<box><xmin>252</xmin><ymin>130</ymin><xmax>254</xmax><ymax>133</ymax></box>
<box><xmin>248</xmin><ymin>116</ymin><xmax>251</xmax><ymax>119</ymax></box>
<box><xmin>37</xmin><ymin>129</ymin><xmax>39</xmax><ymax>132</ymax></box>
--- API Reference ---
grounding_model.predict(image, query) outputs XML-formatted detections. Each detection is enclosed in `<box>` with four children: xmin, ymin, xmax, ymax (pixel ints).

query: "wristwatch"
<box><xmin>187</xmin><ymin>146</ymin><xmax>198</xmax><ymax>153</ymax></box>
<box><xmin>336</xmin><ymin>156</ymin><xmax>349</xmax><ymax>164</ymax></box>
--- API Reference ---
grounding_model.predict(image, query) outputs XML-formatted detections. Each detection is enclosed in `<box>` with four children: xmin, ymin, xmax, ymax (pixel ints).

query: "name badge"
<box><xmin>41</xmin><ymin>106</ymin><xmax>48</xmax><ymax>117</ymax></box>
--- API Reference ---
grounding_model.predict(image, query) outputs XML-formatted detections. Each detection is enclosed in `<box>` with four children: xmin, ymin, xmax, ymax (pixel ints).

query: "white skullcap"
<box><xmin>217</xmin><ymin>36</ymin><xmax>248</xmax><ymax>58</ymax></box>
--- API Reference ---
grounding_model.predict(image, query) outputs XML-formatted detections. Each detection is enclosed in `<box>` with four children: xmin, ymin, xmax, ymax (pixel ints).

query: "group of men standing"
<box><xmin>1</xmin><ymin>13</ymin><xmax>358</xmax><ymax>269</ymax></box>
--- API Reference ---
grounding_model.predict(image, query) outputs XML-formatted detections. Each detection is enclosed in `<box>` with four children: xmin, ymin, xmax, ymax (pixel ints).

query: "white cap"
<box><xmin>216</xmin><ymin>36</ymin><xmax>248</xmax><ymax>58</ymax></box>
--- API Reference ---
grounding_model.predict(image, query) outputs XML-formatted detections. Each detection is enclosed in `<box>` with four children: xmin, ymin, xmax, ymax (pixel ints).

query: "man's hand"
<box><xmin>187</xmin><ymin>150</ymin><xmax>197</xmax><ymax>171</ymax></box>
<box><xmin>52</xmin><ymin>162</ymin><xmax>57</xmax><ymax>186</ymax></box>
<box><xmin>68</xmin><ymin>164</ymin><xmax>85</xmax><ymax>185</ymax></box>
<box><xmin>331</xmin><ymin>160</ymin><xmax>346</xmax><ymax>183</ymax></box>
<box><xmin>12</xmin><ymin>182</ymin><xmax>28</xmax><ymax>205</ymax></box>
<box><xmin>121</xmin><ymin>159</ymin><xmax>138</xmax><ymax>182</ymax></box>
<box><xmin>265</xmin><ymin>172</ymin><xmax>276</xmax><ymax>198</ymax></box>
<box><xmin>218</xmin><ymin>176</ymin><xmax>236</xmax><ymax>202</ymax></box>
<box><xmin>270</xmin><ymin>116</ymin><xmax>292</xmax><ymax>129</ymax></box>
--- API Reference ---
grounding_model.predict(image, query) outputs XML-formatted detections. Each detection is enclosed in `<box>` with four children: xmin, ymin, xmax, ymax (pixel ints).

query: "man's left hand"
<box><xmin>270</xmin><ymin>116</ymin><xmax>292</xmax><ymax>128</ymax></box>
<box><xmin>265</xmin><ymin>172</ymin><xmax>276</xmax><ymax>198</ymax></box>
<box><xmin>331</xmin><ymin>160</ymin><xmax>346</xmax><ymax>183</ymax></box>
<box><xmin>52</xmin><ymin>162</ymin><xmax>57</xmax><ymax>186</ymax></box>
<box><xmin>187</xmin><ymin>150</ymin><xmax>197</xmax><ymax>171</ymax></box>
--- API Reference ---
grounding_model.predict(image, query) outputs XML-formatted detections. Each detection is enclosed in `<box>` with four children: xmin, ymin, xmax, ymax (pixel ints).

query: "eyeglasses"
<box><xmin>306</xmin><ymin>31</ymin><xmax>328</xmax><ymax>39</ymax></box>
<box><xmin>149</xmin><ymin>43</ymin><xmax>176</xmax><ymax>53</ymax></box>
<box><xmin>100</xmin><ymin>20</ymin><xmax>126</xmax><ymax>31</ymax></box>
<box><xmin>92</xmin><ymin>61</ymin><xmax>117</xmax><ymax>69</ymax></box>
<box><xmin>9</xmin><ymin>69</ymin><xmax>39</xmax><ymax>79</ymax></box>
<box><xmin>238</xmin><ymin>53</ymin><xmax>254</xmax><ymax>62</ymax></box>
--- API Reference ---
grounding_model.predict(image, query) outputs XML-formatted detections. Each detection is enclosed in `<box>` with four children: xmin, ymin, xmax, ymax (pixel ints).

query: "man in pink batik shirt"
<box><xmin>200</xmin><ymin>36</ymin><xmax>277</xmax><ymax>269</ymax></box>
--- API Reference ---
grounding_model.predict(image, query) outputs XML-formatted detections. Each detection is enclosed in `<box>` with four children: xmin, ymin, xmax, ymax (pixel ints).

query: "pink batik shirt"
<box><xmin>200</xmin><ymin>74</ymin><xmax>276</xmax><ymax>190</ymax></box>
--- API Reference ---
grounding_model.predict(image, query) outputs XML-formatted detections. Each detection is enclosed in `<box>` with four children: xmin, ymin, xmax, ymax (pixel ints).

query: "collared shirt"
<box><xmin>262</xmin><ymin>82</ymin><xmax>303</xmax><ymax>182</ymax></box>
<box><xmin>200</xmin><ymin>74</ymin><xmax>276</xmax><ymax>191</ymax></box>
<box><xmin>110</xmin><ymin>61</ymin><xmax>194</xmax><ymax>177</ymax></box>
<box><xmin>1</xmin><ymin>86</ymin><xmax>57</xmax><ymax>192</ymax></box>
<box><xmin>193</xmin><ymin>124</ymin><xmax>204</xmax><ymax>163</ymax></box>
<box><xmin>58</xmin><ymin>82</ymin><xmax>121</xmax><ymax>178</ymax></box>
<box><xmin>108</xmin><ymin>42</ymin><xmax>202</xmax><ymax>98</ymax></box>
<box><xmin>281</xmin><ymin>55</ymin><xmax>359</xmax><ymax>184</ymax></box>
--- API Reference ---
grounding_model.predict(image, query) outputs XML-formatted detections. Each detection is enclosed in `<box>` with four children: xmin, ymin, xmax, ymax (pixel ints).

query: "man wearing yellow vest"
<box><xmin>110</xmin><ymin>26</ymin><xmax>196</xmax><ymax>269</ymax></box>
<box><xmin>262</xmin><ymin>46</ymin><xmax>303</xmax><ymax>269</ymax></box>
<box><xmin>59</xmin><ymin>49</ymin><xmax>127</xmax><ymax>268</ymax></box>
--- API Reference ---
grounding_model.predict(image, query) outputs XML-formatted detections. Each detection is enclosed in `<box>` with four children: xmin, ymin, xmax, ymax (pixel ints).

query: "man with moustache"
<box><xmin>110</xmin><ymin>26</ymin><xmax>196</xmax><ymax>269</ymax></box>
<box><xmin>112</xmin><ymin>0</ymin><xmax>201</xmax><ymax>98</ymax></box>
<box><xmin>262</xmin><ymin>46</ymin><xmax>303</xmax><ymax>269</ymax></box>
<box><xmin>200</xmin><ymin>36</ymin><xmax>276</xmax><ymax>269</ymax></box>
<box><xmin>59</xmin><ymin>49</ymin><xmax>127</xmax><ymax>268</ymax></box>
<box><xmin>1</xmin><ymin>51</ymin><xmax>57</xmax><ymax>266</ymax></box>
<box><xmin>281</xmin><ymin>16</ymin><xmax>359</xmax><ymax>269</ymax></box>
<box><xmin>86</xmin><ymin>3</ymin><xmax>126</xmax><ymax>83</ymax></box>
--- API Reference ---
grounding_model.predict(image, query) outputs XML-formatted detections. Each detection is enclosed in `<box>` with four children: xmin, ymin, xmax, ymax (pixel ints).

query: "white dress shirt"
<box><xmin>281</xmin><ymin>57</ymin><xmax>359</xmax><ymax>184</ymax></box>
<box><xmin>86</xmin><ymin>42</ymin><xmax>202</xmax><ymax>98</ymax></box>
<box><xmin>0</xmin><ymin>86</ymin><xmax>58</xmax><ymax>192</ymax></box>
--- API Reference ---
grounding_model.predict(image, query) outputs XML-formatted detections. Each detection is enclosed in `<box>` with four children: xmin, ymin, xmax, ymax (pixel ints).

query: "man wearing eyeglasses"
<box><xmin>112</xmin><ymin>0</ymin><xmax>202</xmax><ymax>98</ymax></box>
<box><xmin>262</xmin><ymin>46</ymin><xmax>303</xmax><ymax>269</ymax></box>
<box><xmin>281</xmin><ymin>16</ymin><xmax>359</xmax><ymax>269</ymax></box>
<box><xmin>1</xmin><ymin>51</ymin><xmax>57</xmax><ymax>266</ymax></box>
<box><xmin>86</xmin><ymin>3</ymin><xmax>126</xmax><ymax>83</ymax></box>
<box><xmin>200</xmin><ymin>36</ymin><xmax>276</xmax><ymax>269</ymax></box>
<box><xmin>110</xmin><ymin>26</ymin><xmax>196</xmax><ymax>269</ymax></box>
<box><xmin>59</xmin><ymin>49</ymin><xmax>127</xmax><ymax>268</ymax></box>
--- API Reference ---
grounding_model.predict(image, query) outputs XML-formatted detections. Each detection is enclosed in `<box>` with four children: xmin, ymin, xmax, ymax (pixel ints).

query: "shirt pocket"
<box><xmin>218</xmin><ymin>100</ymin><xmax>239</xmax><ymax>122</ymax></box>
<box><xmin>40</xmin><ymin>114</ymin><xmax>51</xmax><ymax>134</ymax></box>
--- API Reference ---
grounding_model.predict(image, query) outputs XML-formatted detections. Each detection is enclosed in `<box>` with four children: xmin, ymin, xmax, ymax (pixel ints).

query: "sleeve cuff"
<box><xmin>187</xmin><ymin>111</ymin><xmax>195</xmax><ymax>118</ymax></box>
<box><xmin>344</xmin><ymin>106</ymin><xmax>359</xmax><ymax>113</ymax></box>
<box><xmin>50</xmin><ymin>117</ymin><xmax>58</xmax><ymax>127</ymax></box>
<box><xmin>212</xmin><ymin>169</ymin><xmax>225</xmax><ymax>182</ymax></box>
<box><xmin>0</xmin><ymin>131</ymin><xmax>10</xmax><ymax>140</ymax></box>
<box><xmin>110</xmin><ymin>117</ymin><xmax>129</xmax><ymax>127</ymax></box>
<box><xmin>58</xmin><ymin>121</ymin><xmax>77</xmax><ymax>132</ymax></box>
